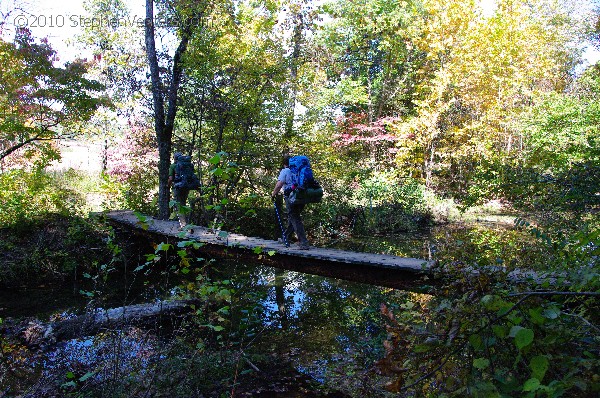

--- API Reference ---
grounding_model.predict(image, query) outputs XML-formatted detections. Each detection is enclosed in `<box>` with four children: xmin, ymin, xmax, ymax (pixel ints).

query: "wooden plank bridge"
<box><xmin>104</xmin><ymin>210</ymin><xmax>437</xmax><ymax>290</ymax></box>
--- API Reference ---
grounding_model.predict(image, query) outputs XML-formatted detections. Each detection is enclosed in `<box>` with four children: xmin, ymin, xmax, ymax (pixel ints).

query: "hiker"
<box><xmin>271</xmin><ymin>155</ymin><xmax>310</xmax><ymax>250</ymax></box>
<box><xmin>168</xmin><ymin>152</ymin><xmax>200</xmax><ymax>228</ymax></box>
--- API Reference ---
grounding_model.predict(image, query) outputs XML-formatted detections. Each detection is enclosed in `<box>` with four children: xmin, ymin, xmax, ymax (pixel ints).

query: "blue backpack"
<box><xmin>289</xmin><ymin>155</ymin><xmax>314</xmax><ymax>189</ymax></box>
<box><xmin>288</xmin><ymin>155</ymin><xmax>323</xmax><ymax>204</ymax></box>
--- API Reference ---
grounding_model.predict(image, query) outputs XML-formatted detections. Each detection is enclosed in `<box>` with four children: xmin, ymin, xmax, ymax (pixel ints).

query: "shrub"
<box><xmin>0</xmin><ymin>169</ymin><xmax>85</xmax><ymax>228</ymax></box>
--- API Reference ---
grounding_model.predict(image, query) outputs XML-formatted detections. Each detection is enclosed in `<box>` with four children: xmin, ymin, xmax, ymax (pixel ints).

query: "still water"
<box><xmin>0</xmin><ymin>222</ymin><xmax>519</xmax><ymax>396</ymax></box>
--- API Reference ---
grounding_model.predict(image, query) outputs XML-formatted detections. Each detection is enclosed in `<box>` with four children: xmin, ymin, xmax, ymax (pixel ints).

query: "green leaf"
<box><xmin>530</xmin><ymin>356</ymin><xmax>549</xmax><ymax>380</ymax></box>
<box><xmin>413</xmin><ymin>344</ymin><xmax>432</xmax><ymax>353</ymax></box>
<box><xmin>528</xmin><ymin>308</ymin><xmax>546</xmax><ymax>325</ymax></box>
<box><xmin>509</xmin><ymin>325</ymin><xmax>524</xmax><ymax>337</ymax></box>
<box><xmin>542</xmin><ymin>306</ymin><xmax>561</xmax><ymax>319</ymax></box>
<box><xmin>217</xmin><ymin>306</ymin><xmax>230</xmax><ymax>314</ymax></box>
<box><xmin>212</xmin><ymin>167</ymin><xmax>224</xmax><ymax>177</ymax></box>
<box><xmin>471</xmin><ymin>380</ymin><xmax>500</xmax><ymax>397</ymax></box>
<box><xmin>208</xmin><ymin>155</ymin><xmax>221</xmax><ymax>164</ymax></box>
<box><xmin>514</xmin><ymin>328</ymin><xmax>534</xmax><ymax>350</ymax></box>
<box><xmin>62</xmin><ymin>381</ymin><xmax>77</xmax><ymax>388</ymax></box>
<box><xmin>492</xmin><ymin>325</ymin><xmax>507</xmax><ymax>338</ymax></box>
<box><xmin>469</xmin><ymin>334</ymin><xmax>484</xmax><ymax>350</ymax></box>
<box><xmin>79</xmin><ymin>372</ymin><xmax>94</xmax><ymax>382</ymax></box>
<box><xmin>496</xmin><ymin>302</ymin><xmax>514</xmax><ymax>317</ymax></box>
<box><xmin>156</xmin><ymin>243</ymin><xmax>172</xmax><ymax>252</ymax></box>
<box><xmin>267</xmin><ymin>250</ymin><xmax>276</xmax><ymax>256</ymax></box>
<box><xmin>133</xmin><ymin>212</ymin><xmax>147</xmax><ymax>222</ymax></box>
<box><xmin>481</xmin><ymin>295</ymin><xmax>504</xmax><ymax>310</ymax></box>
<box><xmin>473</xmin><ymin>357</ymin><xmax>490</xmax><ymax>370</ymax></box>
<box><xmin>179</xmin><ymin>241</ymin><xmax>204</xmax><ymax>249</ymax></box>
<box><xmin>522</xmin><ymin>378</ymin><xmax>540</xmax><ymax>392</ymax></box>
<box><xmin>253</xmin><ymin>246</ymin><xmax>263</xmax><ymax>254</ymax></box>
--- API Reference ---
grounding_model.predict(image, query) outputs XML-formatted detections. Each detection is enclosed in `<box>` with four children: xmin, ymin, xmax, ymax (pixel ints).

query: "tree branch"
<box><xmin>399</xmin><ymin>294</ymin><xmax>533</xmax><ymax>392</ymax></box>
<box><xmin>0</xmin><ymin>132</ymin><xmax>53</xmax><ymax>160</ymax></box>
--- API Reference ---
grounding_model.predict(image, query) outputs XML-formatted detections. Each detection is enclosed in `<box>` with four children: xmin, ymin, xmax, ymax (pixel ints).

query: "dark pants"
<box><xmin>173</xmin><ymin>188</ymin><xmax>190</xmax><ymax>227</ymax></box>
<box><xmin>284</xmin><ymin>195</ymin><xmax>308</xmax><ymax>246</ymax></box>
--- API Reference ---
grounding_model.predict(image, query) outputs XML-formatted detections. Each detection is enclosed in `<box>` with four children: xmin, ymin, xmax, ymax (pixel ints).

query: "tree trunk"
<box><xmin>284</xmin><ymin>12</ymin><xmax>303</xmax><ymax>141</ymax></box>
<box><xmin>145</xmin><ymin>0</ymin><xmax>193</xmax><ymax>219</ymax></box>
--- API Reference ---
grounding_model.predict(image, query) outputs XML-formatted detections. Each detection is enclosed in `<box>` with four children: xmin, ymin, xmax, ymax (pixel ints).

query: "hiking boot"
<box><xmin>298</xmin><ymin>243</ymin><xmax>310</xmax><ymax>250</ymax></box>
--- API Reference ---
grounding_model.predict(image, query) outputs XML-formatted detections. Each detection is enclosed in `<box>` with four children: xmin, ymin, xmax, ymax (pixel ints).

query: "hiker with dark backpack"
<box><xmin>271</xmin><ymin>154</ymin><xmax>322</xmax><ymax>250</ymax></box>
<box><xmin>168</xmin><ymin>152</ymin><xmax>201</xmax><ymax>229</ymax></box>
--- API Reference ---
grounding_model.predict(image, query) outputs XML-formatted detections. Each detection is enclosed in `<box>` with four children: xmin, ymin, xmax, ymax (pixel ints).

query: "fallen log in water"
<box><xmin>11</xmin><ymin>299</ymin><xmax>199</xmax><ymax>346</ymax></box>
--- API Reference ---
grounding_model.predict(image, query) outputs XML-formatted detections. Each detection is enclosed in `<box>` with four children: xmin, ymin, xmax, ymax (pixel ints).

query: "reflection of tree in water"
<box><xmin>225</xmin><ymin>262</ymin><xmax>421</xmax><ymax>396</ymax></box>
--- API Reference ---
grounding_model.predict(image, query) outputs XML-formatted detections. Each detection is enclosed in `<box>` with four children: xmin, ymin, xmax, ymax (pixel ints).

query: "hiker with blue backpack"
<box><xmin>169</xmin><ymin>152</ymin><xmax>201</xmax><ymax>229</ymax></box>
<box><xmin>271</xmin><ymin>155</ymin><xmax>323</xmax><ymax>250</ymax></box>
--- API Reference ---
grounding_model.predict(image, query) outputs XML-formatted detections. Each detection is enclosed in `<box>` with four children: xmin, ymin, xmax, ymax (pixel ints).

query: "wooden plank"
<box><xmin>103</xmin><ymin>210</ymin><xmax>433</xmax><ymax>275</ymax></box>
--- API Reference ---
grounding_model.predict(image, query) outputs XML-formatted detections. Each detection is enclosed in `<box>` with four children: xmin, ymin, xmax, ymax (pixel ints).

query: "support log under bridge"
<box><xmin>103</xmin><ymin>210</ymin><xmax>437</xmax><ymax>290</ymax></box>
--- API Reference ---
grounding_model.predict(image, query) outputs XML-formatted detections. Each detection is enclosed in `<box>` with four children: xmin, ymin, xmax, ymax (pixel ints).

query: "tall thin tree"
<box><xmin>144</xmin><ymin>0</ymin><xmax>198</xmax><ymax>219</ymax></box>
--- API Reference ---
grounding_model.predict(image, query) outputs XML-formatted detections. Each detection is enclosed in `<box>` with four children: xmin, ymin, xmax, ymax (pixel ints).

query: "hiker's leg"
<box><xmin>285</xmin><ymin>197</ymin><xmax>308</xmax><ymax>246</ymax></box>
<box><xmin>283</xmin><ymin>225</ymin><xmax>293</xmax><ymax>241</ymax></box>
<box><xmin>293</xmin><ymin>204</ymin><xmax>309</xmax><ymax>246</ymax></box>
<box><xmin>283</xmin><ymin>197</ymin><xmax>294</xmax><ymax>241</ymax></box>
<box><xmin>174</xmin><ymin>188</ymin><xmax>190</xmax><ymax>227</ymax></box>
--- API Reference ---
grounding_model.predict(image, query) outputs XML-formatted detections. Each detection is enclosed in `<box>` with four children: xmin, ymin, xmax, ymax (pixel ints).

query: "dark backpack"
<box><xmin>174</xmin><ymin>155</ymin><xmax>201</xmax><ymax>190</ymax></box>
<box><xmin>288</xmin><ymin>155</ymin><xmax>323</xmax><ymax>204</ymax></box>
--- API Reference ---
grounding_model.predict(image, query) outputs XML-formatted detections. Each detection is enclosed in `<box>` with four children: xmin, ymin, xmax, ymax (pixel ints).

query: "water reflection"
<box><xmin>214</xmin><ymin>261</ymin><xmax>421</xmax><ymax>393</ymax></box>
<box><xmin>2</xmin><ymin>221</ymin><xmax>529</xmax><ymax>396</ymax></box>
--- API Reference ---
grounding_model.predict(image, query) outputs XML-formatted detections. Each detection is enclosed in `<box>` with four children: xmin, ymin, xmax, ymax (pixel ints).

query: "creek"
<box><xmin>0</xmin><ymin>220</ymin><xmax>519</xmax><ymax>397</ymax></box>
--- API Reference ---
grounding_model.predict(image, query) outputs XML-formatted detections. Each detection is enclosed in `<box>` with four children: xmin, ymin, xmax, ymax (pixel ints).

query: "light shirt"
<box><xmin>277</xmin><ymin>167</ymin><xmax>294</xmax><ymax>191</ymax></box>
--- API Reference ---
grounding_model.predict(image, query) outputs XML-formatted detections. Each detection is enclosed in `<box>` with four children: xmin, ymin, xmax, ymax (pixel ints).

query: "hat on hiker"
<box><xmin>173</xmin><ymin>152</ymin><xmax>183</xmax><ymax>160</ymax></box>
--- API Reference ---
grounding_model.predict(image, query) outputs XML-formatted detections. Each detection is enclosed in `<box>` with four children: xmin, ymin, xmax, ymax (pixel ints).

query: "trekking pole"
<box><xmin>273</xmin><ymin>199</ymin><xmax>289</xmax><ymax>247</ymax></box>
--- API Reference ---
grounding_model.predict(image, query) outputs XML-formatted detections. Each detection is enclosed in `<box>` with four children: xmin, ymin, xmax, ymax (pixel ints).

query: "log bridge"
<box><xmin>104</xmin><ymin>210</ymin><xmax>437</xmax><ymax>290</ymax></box>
